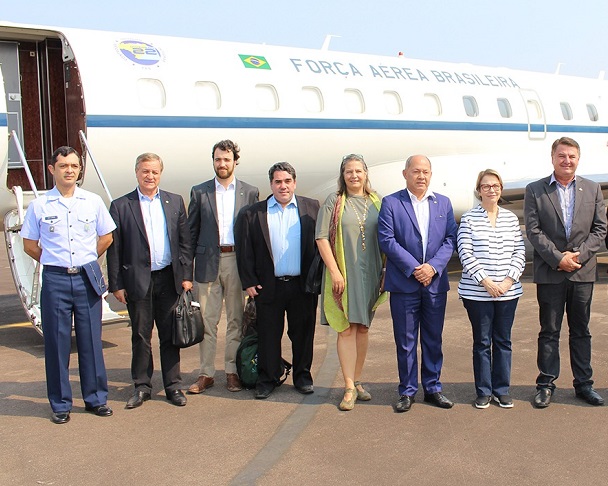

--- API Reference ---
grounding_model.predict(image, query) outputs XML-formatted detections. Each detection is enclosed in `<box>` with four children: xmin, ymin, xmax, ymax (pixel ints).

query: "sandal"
<box><xmin>339</xmin><ymin>388</ymin><xmax>356</xmax><ymax>411</ymax></box>
<box><xmin>355</xmin><ymin>381</ymin><xmax>372</xmax><ymax>401</ymax></box>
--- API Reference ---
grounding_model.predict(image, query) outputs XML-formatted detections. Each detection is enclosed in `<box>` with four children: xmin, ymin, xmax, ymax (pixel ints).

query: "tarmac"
<box><xmin>2</xmin><ymin>234</ymin><xmax>608</xmax><ymax>485</ymax></box>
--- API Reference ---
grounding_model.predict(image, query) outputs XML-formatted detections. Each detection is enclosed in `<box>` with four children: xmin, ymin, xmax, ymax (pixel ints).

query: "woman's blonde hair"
<box><xmin>474</xmin><ymin>168</ymin><xmax>503</xmax><ymax>200</ymax></box>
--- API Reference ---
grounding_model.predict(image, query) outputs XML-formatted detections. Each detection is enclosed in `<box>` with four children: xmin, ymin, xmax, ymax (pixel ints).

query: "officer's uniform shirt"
<box><xmin>20</xmin><ymin>186</ymin><xmax>116</xmax><ymax>266</ymax></box>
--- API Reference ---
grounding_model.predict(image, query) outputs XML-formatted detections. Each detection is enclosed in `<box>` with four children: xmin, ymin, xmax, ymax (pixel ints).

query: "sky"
<box><xmin>2</xmin><ymin>0</ymin><xmax>608</xmax><ymax>78</ymax></box>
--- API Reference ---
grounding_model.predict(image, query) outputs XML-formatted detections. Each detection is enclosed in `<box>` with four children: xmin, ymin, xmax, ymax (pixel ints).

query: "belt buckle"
<box><xmin>67</xmin><ymin>266</ymin><xmax>79</xmax><ymax>274</ymax></box>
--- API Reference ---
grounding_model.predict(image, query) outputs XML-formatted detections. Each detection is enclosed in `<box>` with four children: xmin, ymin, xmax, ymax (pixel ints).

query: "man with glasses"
<box><xmin>525</xmin><ymin>137</ymin><xmax>607</xmax><ymax>408</ymax></box>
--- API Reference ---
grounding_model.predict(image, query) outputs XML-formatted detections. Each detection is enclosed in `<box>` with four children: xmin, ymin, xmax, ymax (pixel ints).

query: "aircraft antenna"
<box><xmin>322</xmin><ymin>35</ymin><xmax>341</xmax><ymax>51</ymax></box>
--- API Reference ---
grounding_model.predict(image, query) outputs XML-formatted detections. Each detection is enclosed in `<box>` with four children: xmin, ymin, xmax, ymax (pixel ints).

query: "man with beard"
<box><xmin>187</xmin><ymin>140</ymin><xmax>259</xmax><ymax>394</ymax></box>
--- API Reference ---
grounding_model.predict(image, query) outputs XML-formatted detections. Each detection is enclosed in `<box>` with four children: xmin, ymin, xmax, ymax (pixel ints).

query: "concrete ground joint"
<box><xmin>229</xmin><ymin>327</ymin><xmax>339</xmax><ymax>485</ymax></box>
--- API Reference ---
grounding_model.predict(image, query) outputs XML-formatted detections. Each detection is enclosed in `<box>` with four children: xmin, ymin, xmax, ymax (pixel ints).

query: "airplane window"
<box><xmin>463</xmin><ymin>96</ymin><xmax>479</xmax><ymax>117</ymax></box>
<box><xmin>302</xmin><ymin>86</ymin><xmax>323</xmax><ymax>112</ymax></box>
<box><xmin>136</xmin><ymin>78</ymin><xmax>166</xmax><ymax>109</ymax></box>
<box><xmin>423</xmin><ymin>93</ymin><xmax>442</xmax><ymax>116</ymax></box>
<box><xmin>344</xmin><ymin>89</ymin><xmax>365</xmax><ymax>114</ymax></box>
<box><xmin>383</xmin><ymin>91</ymin><xmax>403</xmax><ymax>115</ymax></box>
<box><xmin>560</xmin><ymin>102</ymin><xmax>573</xmax><ymax>121</ymax></box>
<box><xmin>587</xmin><ymin>104</ymin><xmax>599</xmax><ymax>122</ymax></box>
<box><xmin>497</xmin><ymin>98</ymin><xmax>512</xmax><ymax>118</ymax></box>
<box><xmin>255</xmin><ymin>84</ymin><xmax>279</xmax><ymax>111</ymax></box>
<box><xmin>194</xmin><ymin>81</ymin><xmax>221</xmax><ymax>110</ymax></box>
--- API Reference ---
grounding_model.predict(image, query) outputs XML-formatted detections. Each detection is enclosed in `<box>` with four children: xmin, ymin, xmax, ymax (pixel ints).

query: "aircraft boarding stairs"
<box><xmin>3</xmin><ymin>130</ymin><xmax>128</xmax><ymax>335</ymax></box>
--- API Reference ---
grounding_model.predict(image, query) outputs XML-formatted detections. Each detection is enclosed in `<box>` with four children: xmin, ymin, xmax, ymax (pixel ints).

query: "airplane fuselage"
<box><xmin>0</xmin><ymin>22</ymin><xmax>607</xmax><ymax>220</ymax></box>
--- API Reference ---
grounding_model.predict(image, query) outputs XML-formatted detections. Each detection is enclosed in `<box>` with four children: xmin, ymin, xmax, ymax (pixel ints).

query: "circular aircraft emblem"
<box><xmin>117</xmin><ymin>40</ymin><xmax>162</xmax><ymax>66</ymax></box>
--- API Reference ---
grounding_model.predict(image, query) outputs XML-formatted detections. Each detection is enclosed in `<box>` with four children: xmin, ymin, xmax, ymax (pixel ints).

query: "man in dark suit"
<box><xmin>378</xmin><ymin>155</ymin><xmax>457</xmax><ymax>413</ymax></box>
<box><xmin>524</xmin><ymin>137</ymin><xmax>607</xmax><ymax>408</ymax></box>
<box><xmin>236</xmin><ymin>162</ymin><xmax>320</xmax><ymax>399</ymax></box>
<box><xmin>107</xmin><ymin>153</ymin><xmax>193</xmax><ymax>408</ymax></box>
<box><xmin>186</xmin><ymin>140</ymin><xmax>259</xmax><ymax>394</ymax></box>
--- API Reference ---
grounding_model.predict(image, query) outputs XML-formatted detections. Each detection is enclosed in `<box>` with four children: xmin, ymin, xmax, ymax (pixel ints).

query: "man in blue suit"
<box><xmin>378</xmin><ymin>155</ymin><xmax>457</xmax><ymax>412</ymax></box>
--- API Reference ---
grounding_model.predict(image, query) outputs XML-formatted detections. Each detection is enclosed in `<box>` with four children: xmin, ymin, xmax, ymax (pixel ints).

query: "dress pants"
<box><xmin>255</xmin><ymin>278</ymin><xmax>317</xmax><ymax>392</ymax></box>
<box><xmin>196</xmin><ymin>252</ymin><xmax>245</xmax><ymax>377</ymax></box>
<box><xmin>126</xmin><ymin>266</ymin><xmax>182</xmax><ymax>394</ymax></box>
<box><xmin>536</xmin><ymin>281</ymin><xmax>594</xmax><ymax>391</ymax></box>
<box><xmin>41</xmin><ymin>269</ymin><xmax>108</xmax><ymax>413</ymax></box>
<box><xmin>390</xmin><ymin>289</ymin><xmax>447</xmax><ymax>396</ymax></box>
<box><xmin>462</xmin><ymin>298</ymin><xmax>519</xmax><ymax>397</ymax></box>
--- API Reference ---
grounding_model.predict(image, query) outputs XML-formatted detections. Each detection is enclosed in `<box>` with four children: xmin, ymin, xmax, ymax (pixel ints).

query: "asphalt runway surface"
<box><xmin>2</xmin><ymin>236</ymin><xmax>608</xmax><ymax>485</ymax></box>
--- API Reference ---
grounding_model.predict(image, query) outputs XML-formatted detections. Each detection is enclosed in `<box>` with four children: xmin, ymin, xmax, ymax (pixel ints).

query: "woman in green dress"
<box><xmin>316</xmin><ymin>154</ymin><xmax>387</xmax><ymax>411</ymax></box>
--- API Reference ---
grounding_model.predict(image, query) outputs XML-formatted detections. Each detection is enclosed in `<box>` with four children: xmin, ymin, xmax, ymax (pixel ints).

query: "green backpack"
<box><xmin>236</xmin><ymin>297</ymin><xmax>292</xmax><ymax>389</ymax></box>
<box><xmin>236</xmin><ymin>332</ymin><xmax>260</xmax><ymax>389</ymax></box>
<box><xmin>236</xmin><ymin>330</ymin><xmax>292</xmax><ymax>389</ymax></box>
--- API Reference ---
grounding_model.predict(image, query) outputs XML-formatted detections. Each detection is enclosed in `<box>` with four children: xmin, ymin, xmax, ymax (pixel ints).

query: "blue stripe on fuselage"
<box><xmin>86</xmin><ymin>115</ymin><xmax>608</xmax><ymax>133</ymax></box>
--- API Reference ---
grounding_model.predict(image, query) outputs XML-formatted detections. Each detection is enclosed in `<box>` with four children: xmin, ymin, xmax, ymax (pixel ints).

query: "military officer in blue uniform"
<box><xmin>21</xmin><ymin>146</ymin><xmax>116</xmax><ymax>424</ymax></box>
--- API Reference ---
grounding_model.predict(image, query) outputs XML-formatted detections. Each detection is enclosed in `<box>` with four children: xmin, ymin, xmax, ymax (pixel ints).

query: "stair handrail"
<box><xmin>78</xmin><ymin>130</ymin><xmax>113</xmax><ymax>203</ymax></box>
<box><xmin>9</xmin><ymin>130</ymin><xmax>39</xmax><ymax>198</ymax></box>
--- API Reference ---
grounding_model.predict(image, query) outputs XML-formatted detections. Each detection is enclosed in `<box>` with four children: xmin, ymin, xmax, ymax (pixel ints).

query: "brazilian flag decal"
<box><xmin>239</xmin><ymin>54</ymin><xmax>271</xmax><ymax>70</ymax></box>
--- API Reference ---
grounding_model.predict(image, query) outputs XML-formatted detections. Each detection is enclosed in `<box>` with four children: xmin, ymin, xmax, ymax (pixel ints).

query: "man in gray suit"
<box><xmin>525</xmin><ymin>136</ymin><xmax>607</xmax><ymax>408</ymax></box>
<box><xmin>187</xmin><ymin>140</ymin><xmax>259</xmax><ymax>393</ymax></box>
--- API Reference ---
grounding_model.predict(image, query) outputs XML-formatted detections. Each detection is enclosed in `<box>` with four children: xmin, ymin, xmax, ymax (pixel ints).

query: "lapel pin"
<box><xmin>165</xmin><ymin>200</ymin><xmax>169</xmax><ymax>203</ymax></box>
<box><xmin>578</xmin><ymin>188</ymin><xmax>582</xmax><ymax>191</ymax></box>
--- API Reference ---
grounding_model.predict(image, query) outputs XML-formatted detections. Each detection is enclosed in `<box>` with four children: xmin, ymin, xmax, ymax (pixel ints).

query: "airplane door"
<box><xmin>0</xmin><ymin>42</ymin><xmax>23</xmax><ymax>165</ymax></box>
<box><xmin>519</xmin><ymin>89</ymin><xmax>546</xmax><ymax>140</ymax></box>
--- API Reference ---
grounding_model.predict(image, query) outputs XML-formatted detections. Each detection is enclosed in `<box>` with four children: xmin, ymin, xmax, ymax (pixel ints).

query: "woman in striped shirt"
<box><xmin>457</xmin><ymin>169</ymin><xmax>525</xmax><ymax>409</ymax></box>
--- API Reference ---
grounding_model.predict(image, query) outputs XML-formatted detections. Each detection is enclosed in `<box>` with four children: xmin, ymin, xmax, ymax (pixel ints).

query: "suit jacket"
<box><xmin>107</xmin><ymin>189</ymin><xmax>193</xmax><ymax>300</ymax></box>
<box><xmin>524</xmin><ymin>175</ymin><xmax>607</xmax><ymax>283</ymax></box>
<box><xmin>378</xmin><ymin>189</ymin><xmax>457</xmax><ymax>294</ymax></box>
<box><xmin>187</xmin><ymin>178</ymin><xmax>259</xmax><ymax>283</ymax></box>
<box><xmin>235</xmin><ymin>195</ymin><xmax>320</xmax><ymax>304</ymax></box>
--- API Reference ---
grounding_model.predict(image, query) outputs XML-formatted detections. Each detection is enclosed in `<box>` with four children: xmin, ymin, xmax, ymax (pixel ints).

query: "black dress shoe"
<box><xmin>255</xmin><ymin>388</ymin><xmax>273</xmax><ymax>399</ymax></box>
<box><xmin>534</xmin><ymin>388</ymin><xmax>552</xmax><ymax>408</ymax></box>
<box><xmin>394</xmin><ymin>395</ymin><xmax>414</xmax><ymax>413</ymax></box>
<box><xmin>166</xmin><ymin>389</ymin><xmax>187</xmax><ymax>406</ymax></box>
<box><xmin>423</xmin><ymin>392</ymin><xmax>454</xmax><ymax>409</ymax></box>
<box><xmin>295</xmin><ymin>384</ymin><xmax>314</xmax><ymax>394</ymax></box>
<box><xmin>51</xmin><ymin>411</ymin><xmax>70</xmax><ymax>424</ymax></box>
<box><xmin>85</xmin><ymin>404</ymin><xmax>113</xmax><ymax>417</ymax></box>
<box><xmin>126</xmin><ymin>390</ymin><xmax>152</xmax><ymax>409</ymax></box>
<box><xmin>575</xmin><ymin>387</ymin><xmax>604</xmax><ymax>406</ymax></box>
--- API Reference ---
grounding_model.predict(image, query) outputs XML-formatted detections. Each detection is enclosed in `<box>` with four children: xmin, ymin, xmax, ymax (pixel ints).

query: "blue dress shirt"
<box><xmin>137</xmin><ymin>188</ymin><xmax>172</xmax><ymax>271</ymax></box>
<box><xmin>267</xmin><ymin>195</ymin><xmax>301</xmax><ymax>277</ymax></box>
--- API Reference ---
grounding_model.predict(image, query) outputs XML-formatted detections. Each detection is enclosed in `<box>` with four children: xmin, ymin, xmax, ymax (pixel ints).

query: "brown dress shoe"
<box><xmin>226</xmin><ymin>373</ymin><xmax>243</xmax><ymax>392</ymax></box>
<box><xmin>187</xmin><ymin>376</ymin><xmax>214</xmax><ymax>394</ymax></box>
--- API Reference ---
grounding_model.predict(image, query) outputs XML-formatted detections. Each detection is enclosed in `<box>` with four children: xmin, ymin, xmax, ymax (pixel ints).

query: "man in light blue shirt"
<box><xmin>21</xmin><ymin>146</ymin><xmax>116</xmax><ymax>424</ymax></box>
<box><xmin>525</xmin><ymin>137</ymin><xmax>607</xmax><ymax>408</ymax></box>
<box><xmin>107</xmin><ymin>153</ymin><xmax>193</xmax><ymax>409</ymax></box>
<box><xmin>236</xmin><ymin>162</ymin><xmax>320</xmax><ymax>399</ymax></box>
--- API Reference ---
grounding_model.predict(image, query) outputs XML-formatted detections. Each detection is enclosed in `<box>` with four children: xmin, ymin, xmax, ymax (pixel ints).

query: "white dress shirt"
<box><xmin>407</xmin><ymin>188</ymin><xmax>434</xmax><ymax>261</ymax></box>
<box><xmin>215</xmin><ymin>178</ymin><xmax>236</xmax><ymax>246</ymax></box>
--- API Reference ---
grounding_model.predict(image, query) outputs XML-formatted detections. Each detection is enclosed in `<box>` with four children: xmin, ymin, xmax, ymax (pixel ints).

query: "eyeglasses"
<box><xmin>479</xmin><ymin>184</ymin><xmax>501</xmax><ymax>192</ymax></box>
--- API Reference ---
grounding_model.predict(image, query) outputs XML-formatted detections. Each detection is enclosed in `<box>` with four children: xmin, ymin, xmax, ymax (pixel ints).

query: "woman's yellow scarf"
<box><xmin>324</xmin><ymin>192</ymin><xmax>388</xmax><ymax>332</ymax></box>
